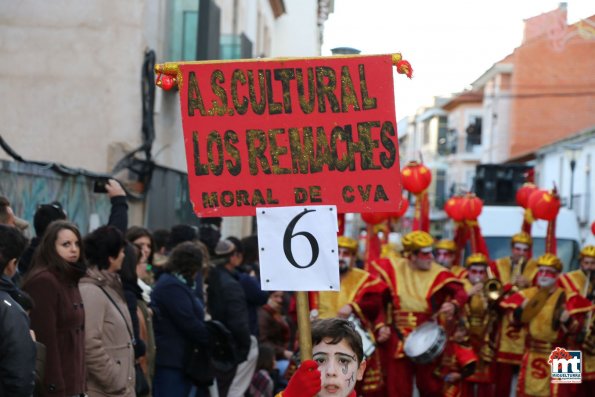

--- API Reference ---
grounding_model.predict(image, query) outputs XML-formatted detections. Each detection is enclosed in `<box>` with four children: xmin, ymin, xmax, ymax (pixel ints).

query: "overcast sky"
<box><xmin>322</xmin><ymin>0</ymin><xmax>595</xmax><ymax>121</ymax></box>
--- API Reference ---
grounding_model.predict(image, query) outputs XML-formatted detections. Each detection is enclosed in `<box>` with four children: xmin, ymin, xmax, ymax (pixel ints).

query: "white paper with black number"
<box><xmin>256</xmin><ymin>205</ymin><xmax>340</xmax><ymax>291</ymax></box>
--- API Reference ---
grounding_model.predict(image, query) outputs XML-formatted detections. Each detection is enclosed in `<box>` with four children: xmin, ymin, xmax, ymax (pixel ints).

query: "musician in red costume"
<box><xmin>490</xmin><ymin>231</ymin><xmax>539</xmax><ymax>397</ymax></box>
<box><xmin>369</xmin><ymin>231</ymin><xmax>467</xmax><ymax>397</ymax></box>
<box><xmin>500</xmin><ymin>254</ymin><xmax>592</xmax><ymax>397</ymax></box>
<box><xmin>558</xmin><ymin>245</ymin><xmax>595</xmax><ymax>397</ymax></box>
<box><xmin>460</xmin><ymin>253</ymin><xmax>497</xmax><ymax>397</ymax></box>
<box><xmin>310</xmin><ymin>236</ymin><xmax>389</xmax><ymax>396</ymax></box>
<box><xmin>434</xmin><ymin>239</ymin><xmax>467</xmax><ymax>279</ymax></box>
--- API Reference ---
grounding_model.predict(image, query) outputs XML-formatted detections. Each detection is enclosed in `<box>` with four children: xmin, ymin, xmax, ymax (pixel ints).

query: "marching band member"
<box><xmin>435</xmin><ymin>239</ymin><xmax>467</xmax><ymax>279</ymax></box>
<box><xmin>433</xmin><ymin>319</ymin><xmax>477</xmax><ymax>397</ymax></box>
<box><xmin>500</xmin><ymin>253</ymin><xmax>592</xmax><ymax>397</ymax></box>
<box><xmin>310</xmin><ymin>236</ymin><xmax>389</xmax><ymax>396</ymax></box>
<box><xmin>558</xmin><ymin>245</ymin><xmax>595</xmax><ymax>397</ymax></box>
<box><xmin>460</xmin><ymin>253</ymin><xmax>498</xmax><ymax>397</ymax></box>
<box><xmin>490</xmin><ymin>231</ymin><xmax>539</xmax><ymax>397</ymax></box>
<box><xmin>370</xmin><ymin>230</ymin><xmax>467</xmax><ymax>397</ymax></box>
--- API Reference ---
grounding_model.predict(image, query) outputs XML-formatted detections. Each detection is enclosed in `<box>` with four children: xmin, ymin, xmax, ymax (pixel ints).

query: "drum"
<box><xmin>403</xmin><ymin>321</ymin><xmax>446</xmax><ymax>364</ymax></box>
<box><xmin>347</xmin><ymin>315</ymin><xmax>375</xmax><ymax>358</ymax></box>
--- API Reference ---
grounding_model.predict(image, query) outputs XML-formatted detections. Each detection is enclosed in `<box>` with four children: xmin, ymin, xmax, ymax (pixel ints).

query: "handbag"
<box><xmin>135</xmin><ymin>362</ymin><xmax>150</xmax><ymax>396</ymax></box>
<box><xmin>185</xmin><ymin>345</ymin><xmax>214</xmax><ymax>386</ymax></box>
<box><xmin>97</xmin><ymin>286</ymin><xmax>150</xmax><ymax>397</ymax></box>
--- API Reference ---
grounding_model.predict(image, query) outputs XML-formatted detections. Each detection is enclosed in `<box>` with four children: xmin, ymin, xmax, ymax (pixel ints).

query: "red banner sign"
<box><xmin>178</xmin><ymin>54</ymin><xmax>402</xmax><ymax>217</ymax></box>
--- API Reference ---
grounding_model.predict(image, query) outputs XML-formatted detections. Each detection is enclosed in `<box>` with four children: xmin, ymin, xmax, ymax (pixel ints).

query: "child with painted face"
<box><xmin>277</xmin><ymin>318</ymin><xmax>366</xmax><ymax>397</ymax></box>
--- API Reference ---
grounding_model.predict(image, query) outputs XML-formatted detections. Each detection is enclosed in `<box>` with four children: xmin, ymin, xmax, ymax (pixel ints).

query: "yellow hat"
<box><xmin>435</xmin><ymin>239</ymin><xmax>456</xmax><ymax>252</ymax></box>
<box><xmin>465</xmin><ymin>253</ymin><xmax>488</xmax><ymax>267</ymax></box>
<box><xmin>511</xmin><ymin>232</ymin><xmax>532</xmax><ymax>246</ymax></box>
<box><xmin>338</xmin><ymin>236</ymin><xmax>358</xmax><ymax>252</ymax></box>
<box><xmin>580</xmin><ymin>245</ymin><xmax>595</xmax><ymax>259</ymax></box>
<box><xmin>403</xmin><ymin>231</ymin><xmax>434</xmax><ymax>252</ymax></box>
<box><xmin>536</xmin><ymin>253</ymin><xmax>562</xmax><ymax>272</ymax></box>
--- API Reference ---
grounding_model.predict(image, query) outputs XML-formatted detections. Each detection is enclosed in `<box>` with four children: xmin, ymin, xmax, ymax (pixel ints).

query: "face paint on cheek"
<box><xmin>346</xmin><ymin>371</ymin><xmax>355</xmax><ymax>387</ymax></box>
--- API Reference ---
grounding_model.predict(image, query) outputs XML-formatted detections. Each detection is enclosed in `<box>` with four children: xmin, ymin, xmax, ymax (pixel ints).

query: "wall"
<box><xmin>0</xmin><ymin>0</ymin><xmax>152</xmax><ymax>173</ymax></box>
<box><xmin>509</xmin><ymin>13</ymin><xmax>595</xmax><ymax>159</ymax></box>
<box><xmin>272</xmin><ymin>0</ymin><xmax>320</xmax><ymax>56</ymax></box>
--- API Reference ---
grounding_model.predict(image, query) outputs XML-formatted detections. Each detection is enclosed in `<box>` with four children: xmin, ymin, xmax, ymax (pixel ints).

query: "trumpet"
<box><xmin>510</xmin><ymin>256</ymin><xmax>525</xmax><ymax>293</ymax></box>
<box><xmin>484</xmin><ymin>267</ymin><xmax>504</xmax><ymax>303</ymax></box>
<box><xmin>478</xmin><ymin>266</ymin><xmax>503</xmax><ymax>363</ymax></box>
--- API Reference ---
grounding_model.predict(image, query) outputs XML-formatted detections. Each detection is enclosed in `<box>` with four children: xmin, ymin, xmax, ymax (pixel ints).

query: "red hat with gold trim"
<box><xmin>536</xmin><ymin>253</ymin><xmax>562</xmax><ymax>272</ymax></box>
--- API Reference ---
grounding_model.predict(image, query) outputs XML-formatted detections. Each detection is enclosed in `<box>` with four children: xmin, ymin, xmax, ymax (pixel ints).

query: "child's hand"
<box><xmin>283</xmin><ymin>359</ymin><xmax>321</xmax><ymax>397</ymax></box>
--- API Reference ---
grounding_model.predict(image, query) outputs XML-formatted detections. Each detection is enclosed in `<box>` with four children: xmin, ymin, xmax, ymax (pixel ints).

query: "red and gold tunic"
<box><xmin>461</xmin><ymin>279</ymin><xmax>495</xmax><ymax>385</ymax></box>
<box><xmin>311</xmin><ymin>267</ymin><xmax>388</xmax><ymax>395</ymax></box>
<box><xmin>370</xmin><ymin>258</ymin><xmax>466</xmax><ymax>357</ymax></box>
<box><xmin>451</xmin><ymin>265</ymin><xmax>468</xmax><ymax>280</ymax></box>
<box><xmin>501</xmin><ymin>287</ymin><xmax>592</xmax><ymax>397</ymax></box>
<box><xmin>559</xmin><ymin>270</ymin><xmax>595</xmax><ymax>381</ymax></box>
<box><xmin>434</xmin><ymin>341</ymin><xmax>478</xmax><ymax>397</ymax></box>
<box><xmin>491</xmin><ymin>256</ymin><xmax>539</xmax><ymax>364</ymax></box>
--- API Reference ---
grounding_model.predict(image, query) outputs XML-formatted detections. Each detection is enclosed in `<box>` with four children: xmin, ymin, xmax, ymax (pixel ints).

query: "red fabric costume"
<box><xmin>370</xmin><ymin>257</ymin><xmax>467</xmax><ymax>397</ymax></box>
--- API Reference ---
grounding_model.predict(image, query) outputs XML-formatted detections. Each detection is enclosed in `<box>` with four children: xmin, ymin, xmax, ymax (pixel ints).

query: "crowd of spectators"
<box><xmin>0</xmin><ymin>184</ymin><xmax>296</xmax><ymax>397</ymax></box>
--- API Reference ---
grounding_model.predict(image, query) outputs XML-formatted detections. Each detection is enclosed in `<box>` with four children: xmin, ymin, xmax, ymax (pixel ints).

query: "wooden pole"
<box><xmin>296</xmin><ymin>291</ymin><xmax>312</xmax><ymax>361</ymax></box>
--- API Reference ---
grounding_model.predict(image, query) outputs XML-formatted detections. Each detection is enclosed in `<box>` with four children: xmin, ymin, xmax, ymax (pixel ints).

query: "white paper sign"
<box><xmin>256</xmin><ymin>205</ymin><xmax>340</xmax><ymax>291</ymax></box>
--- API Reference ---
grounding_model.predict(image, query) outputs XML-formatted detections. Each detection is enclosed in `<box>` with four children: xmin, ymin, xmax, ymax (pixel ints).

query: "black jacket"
<box><xmin>207</xmin><ymin>266</ymin><xmax>251</xmax><ymax>362</ymax></box>
<box><xmin>0</xmin><ymin>290</ymin><xmax>36</xmax><ymax>397</ymax></box>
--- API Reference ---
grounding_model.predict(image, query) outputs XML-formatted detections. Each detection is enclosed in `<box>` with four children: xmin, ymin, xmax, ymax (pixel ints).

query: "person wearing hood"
<box><xmin>0</xmin><ymin>224</ymin><xmax>36</xmax><ymax>397</ymax></box>
<box><xmin>80</xmin><ymin>225</ymin><xmax>135</xmax><ymax>397</ymax></box>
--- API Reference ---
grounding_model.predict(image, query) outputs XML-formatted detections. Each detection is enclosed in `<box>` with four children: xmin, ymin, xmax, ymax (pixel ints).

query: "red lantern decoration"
<box><xmin>401</xmin><ymin>161</ymin><xmax>432</xmax><ymax>194</ymax></box>
<box><xmin>528</xmin><ymin>190</ymin><xmax>561</xmax><ymax>221</ymax></box>
<box><xmin>516</xmin><ymin>183</ymin><xmax>538</xmax><ymax>209</ymax></box>
<box><xmin>444</xmin><ymin>196</ymin><xmax>465</xmax><ymax>222</ymax></box>
<box><xmin>361</xmin><ymin>212</ymin><xmax>390</xmax><ymax>225</ymax></box>
<box><xmin>591</xmin><ymin>220</ymin><xmax>595</xmax><ymax>236</ymax></box>
<box><xmin>391</xmin><ymin>196</ymin><xmax>409</xmax><ymax>218</ymax></box>
<box><xmin>463</xmin><ymin>194</ymin><xmax>483</xmax><ymax>220</ymax></box>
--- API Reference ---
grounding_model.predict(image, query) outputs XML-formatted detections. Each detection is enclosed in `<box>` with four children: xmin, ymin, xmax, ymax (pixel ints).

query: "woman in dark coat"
<box><xmin>22</xmin><ymin>220</ymin><xmax>87</xmax><ymax>397</ymax></box>
<box><xmin>151</xmin><ymin>242</ymin><xmax>210</xmax><ymax>397</ymax></box>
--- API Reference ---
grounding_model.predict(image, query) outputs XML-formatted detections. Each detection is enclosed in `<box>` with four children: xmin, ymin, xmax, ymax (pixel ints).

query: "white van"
<box><xmin>477</xmin><ymin>206</ymin><xmax>581</xmax><ymax>272</ymax></box>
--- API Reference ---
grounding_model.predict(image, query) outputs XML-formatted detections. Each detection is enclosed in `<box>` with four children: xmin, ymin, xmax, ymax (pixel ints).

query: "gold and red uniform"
<box><xmin>490</xmin><ymin>255</ymin><xmax>538</xmax><ymax>396</ymax></box>
<box><xmin>501</xmin><ymin>285</ymin><xmax>591</xmax><ymax>397</ymax></box>
<box><xmin>559</xmin><ymin>268</ymin><xmax>595</xmax><ymax>396</ymax></box>
<box><xmin>434</xmin><ymin>340</ymin><xmax>477</xmax><ymax>397</ymax></box>
<box><xmin>311</xmin><ymin>266</ymin><xmax>388</xmax><ymax>396</ymax></box>
<box><xmin>459</xmin><ymin>278</ymin><xmax>497</xmax><ymax>397</ymax></box>
<box><xmin>370</xmin><ymin>255</ymin><xmax>467</xmax><ymax>397</ymax></box>
<box><xmin>451</xmin><ymin>265</ymin><xmax>468</xmax><ymax>280</ymax></box>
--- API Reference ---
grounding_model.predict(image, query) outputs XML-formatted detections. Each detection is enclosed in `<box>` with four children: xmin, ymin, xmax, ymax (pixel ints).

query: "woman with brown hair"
<box><xmin>22</xmin><ymin>220</ymin><xmax>87</xmax><ymax>397</ymax></box>
<box><xmin>79</xmin><ymin>225</ymin><xmax>135</xmax><ymax>397</ymax></box>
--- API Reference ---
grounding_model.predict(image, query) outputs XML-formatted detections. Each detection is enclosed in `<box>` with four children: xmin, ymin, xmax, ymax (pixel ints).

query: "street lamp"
<box><xmin>564</xmin><ymin>144</ymin><xmax>580</xmax><ymax>210</ymax></box>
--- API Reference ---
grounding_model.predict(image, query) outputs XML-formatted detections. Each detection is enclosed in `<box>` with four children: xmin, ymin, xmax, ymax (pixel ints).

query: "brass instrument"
<box><xmin>484</xmin><ymin>266</ymin><xmax>504</xmax><ymax>303</ymax></box>
<box><xmin>510</xmin><ymin>256</ymin><xmax>524</xmax><ymax>293</ymax></box>
<box><xmin>479</xmin><ymin>266</ymin><xmax>503</xmax><ymax>362</ymax></box>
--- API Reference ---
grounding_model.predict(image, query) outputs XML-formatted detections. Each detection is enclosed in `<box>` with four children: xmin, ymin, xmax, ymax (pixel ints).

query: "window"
<box><xmin>435</xmin><ymin>169</ymin><xmax>447</xmax><ymax>209</ymax></box>
<box><xmin>169</xmin><ymin>0</ymin><xmax>200</xmax><ymax>61</ymax></box>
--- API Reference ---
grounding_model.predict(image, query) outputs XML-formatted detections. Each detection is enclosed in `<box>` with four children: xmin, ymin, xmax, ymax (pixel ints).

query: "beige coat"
<box><xmin>79</xmin><ymin>268</ymin><xmax>135</xmax><ymax>397</ymax></box>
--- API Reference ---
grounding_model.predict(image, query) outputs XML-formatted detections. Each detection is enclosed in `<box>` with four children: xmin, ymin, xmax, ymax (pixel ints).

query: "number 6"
<box><xmin>283</xmin><ymin>209</ymin><xmax>320</xmax><ymax>269</ymax></box>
